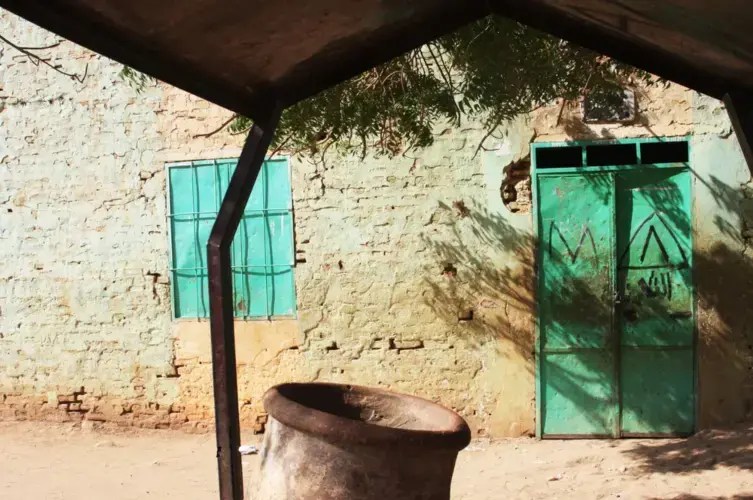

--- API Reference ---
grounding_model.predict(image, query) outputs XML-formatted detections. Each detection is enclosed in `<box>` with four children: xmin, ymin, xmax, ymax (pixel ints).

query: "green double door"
<box><xmin>537</xmin><ymin>168</ymin><xmax>695</xmax><ymax>437</ymax></box>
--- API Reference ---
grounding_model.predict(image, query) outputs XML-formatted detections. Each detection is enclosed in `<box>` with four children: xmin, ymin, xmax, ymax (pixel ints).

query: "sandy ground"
<box><xmin>1</xmin><ymin>422</ymin><xmax>752</xmax><ymax>500</ymax></box>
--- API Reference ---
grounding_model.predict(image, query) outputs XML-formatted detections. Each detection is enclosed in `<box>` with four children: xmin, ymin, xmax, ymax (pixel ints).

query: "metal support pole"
<box><xmin>208</xmin><ymin>104</ymin><xmax>282</xmax><ymax>500</ymax></box>
<box><xmin>724</xmin><ymin>91</ymin><xmax>753</xmax><ymax>177</ymax></box>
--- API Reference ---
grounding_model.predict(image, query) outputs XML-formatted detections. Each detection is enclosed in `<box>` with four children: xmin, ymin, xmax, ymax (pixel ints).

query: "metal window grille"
<box><xmin>166</xmin><ymin>158</ymin><xmax>296</xmax><ymax>319</ymax></box>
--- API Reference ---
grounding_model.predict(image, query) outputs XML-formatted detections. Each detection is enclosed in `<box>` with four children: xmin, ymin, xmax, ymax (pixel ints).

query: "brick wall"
<box><xmin>0</xmin><ymin>10</ymin><xmax>240</xmax><ymax>430</ymax></box>
<box><xmin>2</xmin><ymin>9</ymin><xmax>751</xmax><ymax>436</ymax></box>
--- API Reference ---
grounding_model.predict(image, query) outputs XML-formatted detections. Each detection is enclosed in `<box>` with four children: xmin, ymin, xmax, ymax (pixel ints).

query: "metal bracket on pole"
<box><xmin>207</xmin><ymin>104</ymin><xmax>282</xmax><ymax>500</ymax></box>
<box><xmin>724</xmin><ymin>91</ymin><xmax>753</xmax><ymax>177</ymax></box>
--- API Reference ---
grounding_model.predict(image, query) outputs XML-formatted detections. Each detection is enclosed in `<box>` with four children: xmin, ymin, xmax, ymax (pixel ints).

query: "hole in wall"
<box><xmin>442</xmin><ymin>263</ymin><xmax>458</xmax><ymax>277</ymax></box>
<box><xmin>458</xmin><ymin>309</ymin><xmax>474</xmax><ymax>322</ymax></box>
<box><xmin>453</xmin><ymin>200</ymin><xmax>470</xmax><ymax>218</ymax></box>
<box><xmin>501</xmin><ymin>156</ymin><xmax>531</xmax><ymax>214</ymax></box>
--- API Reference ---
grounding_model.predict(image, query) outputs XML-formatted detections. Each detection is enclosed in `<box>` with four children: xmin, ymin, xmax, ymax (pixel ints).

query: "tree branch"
<box><xmin>473</xmin><ymin>104</ymin><xmax>545</xmax><ymax>159</ymax></box>
<box><xmin>0</xmin><ymin>34</ymin><xmax>87</xmax><ymax>83</ymax></box>
<box><xmin>427</xmin><ymin>43</ymin><xmax>457</xmax><ymax>96</ymax></box>
<box><xmin>472</xmin><ymin>115</ymin><xmax>504</xmax><ymax>159</ymax></box>
<box><xmin>557</xmin><ymin>62</ymin><xmax>599</xmax><ymax>126</ymax></box>
<box><xmin>268</xmin><ymin>134</ymin><xmax>293</xmax><ymax>158</ymax></box>
<box><xmin>14</xmin><ymin>41</ymin><xmax>61</xmax><ymax>51</ymax></box>
<box><xmin>230</xmin><ymin>125</ymin><xmax>253</xmax><ymax>136</ymax></box>
<box><xmin>192</xmin><ymin>114</ymin><xmax>237</xmax><ymax>138</ymax></box>
<box><xmin>555</xmin><ymin>98</ymin><xmax>569</xmax><ymax>127</ymax></box>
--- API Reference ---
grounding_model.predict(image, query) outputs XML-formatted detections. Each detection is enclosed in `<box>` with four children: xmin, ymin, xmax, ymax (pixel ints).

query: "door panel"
<box><xmin>620</xmin><ymin>349</ymin><xmax>695</xmax><ymax>434</ymax></box>
<box><xmin>541</xmin><ymin>352</ymin><xmax>615</xmax><ymax>436</ymax></box>
<box><xmin>616</xmin><ymin>169</ymin><xmax>694</xmax><ymax>435</ymax></box>
<box><xmin>538</xmin><ymin>174</ymin><xmax>616</xmax><ymax>436</ymax></box>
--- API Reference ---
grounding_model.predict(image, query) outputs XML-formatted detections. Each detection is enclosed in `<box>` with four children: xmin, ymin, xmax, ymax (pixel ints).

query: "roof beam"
<box><xmin>489</xmin><ymin>0</ymin><xmax>734</xmax><ymax>99</ymax></box>
<box><xmin>0</xmin><ymin>0</ymin><xmax>276</xmax><ymax>122</ymax></box>
<box><xmin>277</xmin><ymin>1</ymin><xmax>489</xmax><ymax>107</ymax></box>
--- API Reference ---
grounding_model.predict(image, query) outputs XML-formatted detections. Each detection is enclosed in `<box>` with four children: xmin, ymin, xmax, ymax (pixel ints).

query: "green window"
<box><xmin>167</xmin><ymin>158</ymin><xmax>296</xmax><ymax>319</ymax></box>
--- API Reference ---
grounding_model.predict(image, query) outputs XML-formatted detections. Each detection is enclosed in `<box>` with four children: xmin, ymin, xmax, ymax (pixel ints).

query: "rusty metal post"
<box><xmin>208</xmin><ymin>104</ymin><xmax>282</xmax><ymax>500</ymax></box>
<box><xmin>724</xmin><ymin>91</ymin><xmax>753</xmax><ymax>177</ymax></box>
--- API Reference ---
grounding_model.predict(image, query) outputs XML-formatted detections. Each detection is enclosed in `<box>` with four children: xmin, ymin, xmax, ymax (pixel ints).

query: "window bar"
<box><xmin>284</xmin><ymin>161</ymin><xmax>294</xmax><ymax>316</ymax></box>
<box><xmin>228</xmin><ymin>162</ymin><xmax>240</xmax><ymax>318</ymax></box>
<box><xmin>231</xmin><ymin>167</ymin><xmax>239</xmax><ymax>318</ymax></box>
<box><xmin>242</xmin><ymin>212</ymin><xmax>252</xmax><ymax>320</ymax></box>
<box><xmin>213</xmin><ymin>159</ymin><xmax>220</xmax><ymax>212</ymax></box>
<box><xmin>213</xmin><ymin>159</ymin><xmax>229</xmax><ymax>317</ymax></box>
<box><xmin>166</xmin><ymin>173</ymin><xmax>178</xmax><ymax>319</ymax></box>
<box><xmin>191</xmin><ymin>162</ymin><xmax>203</xmax><ymax>317</ymax></box>
<box><xmin>237</xmin><ymin>160</ymin><xmax>248</xmax><ymax>319</ymax></box>
<box><xmin>170</xmin><ymin>264</ymin><xmax>291</xmax><ymax>271</ymax></box>
<box><xmin>262</xmin><ymin>163</ymin><xmax>271</xmax><ymax>320</ymax></box>
<box><xmin>168</xmin><ymin>208</ymin><xmax>289</xmax><ymax>217</ymax></box>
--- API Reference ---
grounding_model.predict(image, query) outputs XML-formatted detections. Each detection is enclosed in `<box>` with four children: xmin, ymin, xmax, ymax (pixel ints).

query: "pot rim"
<box><xmin>263</xmin><ymin>382</ymin><xmax>471</xmax><ymax>450</ymax></box>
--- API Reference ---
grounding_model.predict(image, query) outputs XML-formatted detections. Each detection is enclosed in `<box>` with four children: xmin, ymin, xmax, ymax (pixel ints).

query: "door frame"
<box><xmin>531</xmin><ymin>136</ymin><xmax>697</xmax><ymax>438</ymax></box>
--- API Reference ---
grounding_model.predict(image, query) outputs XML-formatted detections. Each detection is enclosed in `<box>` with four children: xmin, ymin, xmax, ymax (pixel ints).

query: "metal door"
<box><xmin>616</xmin><ymin>169</ymin><xmax>694</xmax><ymax>436</ymax></box>
<box><xmin>537</xmin><ymin>167</ymin><xmax>695</xmax><ymax>437</ymax></box>
<box><xmin>538</xmin><ymin>173</ymin><xmax>617</xmax><ymax>437</ymax></box>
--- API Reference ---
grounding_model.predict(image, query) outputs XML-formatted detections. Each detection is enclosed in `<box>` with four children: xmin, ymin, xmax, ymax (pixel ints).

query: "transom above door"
<box><xmin>533</xmin><ymin>138</ymin><xmax>695</xmax><ymax>438</ymax></box>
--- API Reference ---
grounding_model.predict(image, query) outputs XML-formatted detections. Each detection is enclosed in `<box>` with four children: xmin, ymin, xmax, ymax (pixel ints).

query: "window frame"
<box><xmin>165</xmin><ymin>157</ymin><xmax>297</xmax><ymax>322</ymax></box>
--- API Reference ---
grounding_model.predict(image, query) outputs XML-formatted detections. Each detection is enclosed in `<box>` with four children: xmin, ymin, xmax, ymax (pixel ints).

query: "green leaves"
<box><xmin>236</xmin><ymin>16</ymin><xmax>656</xmax><ymax>159</ymax></box>
<box><xmin>118</xmin><ymin>66</ymin><xmax>155</xmax><ymax>94</ymax></box>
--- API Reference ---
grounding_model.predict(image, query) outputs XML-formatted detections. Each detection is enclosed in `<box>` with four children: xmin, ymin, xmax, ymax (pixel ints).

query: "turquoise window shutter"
<box><xmin>167</xmin><ymin>158</ymin><xmax>295</xmax><ymax>319</ymax></box>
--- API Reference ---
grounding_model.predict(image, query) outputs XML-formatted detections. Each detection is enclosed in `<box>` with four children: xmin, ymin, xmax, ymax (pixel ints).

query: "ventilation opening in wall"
<box><xmin>640</xmin><ymin>141</ymin><xmax>689</xmax><ymax>164</ymax></box>
<box><xmin>534</xmin><ymin>146</ymin><xmax>582</xmax><ymax>168</ymax></box>
<box><xmin>586</xmin><ymin>144</ymin><xmax>637</xmax><ymax>166</ymax></box>
<box><xmin>534</xmin><ymin>139</ymin><xmax>689</xmax><ymax>169</ymax></box>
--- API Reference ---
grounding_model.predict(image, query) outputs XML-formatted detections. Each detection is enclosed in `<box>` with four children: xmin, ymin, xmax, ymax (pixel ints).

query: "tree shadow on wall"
<box><xmin>418</xmin><ymin>182</ymin><xmax>697</xmax><ymax>434</ymax></box>
<box><xmin>419</xmin><ymin>198</ymin><xmax>620</xmax><ymax>433</ymax></box>
<box><xmin>419</xmin><ymin>199</ymin><xmax>535</xmax><ymax>364</ymax></box>
<box><xmin>419</xmin><ymin>167</ymin><xmax>753</xmax><ymax>442</ymax></box>
<box><xmin>623</xmin><ymin>173</ymin><xmax>753</xmax><ymax>475</ymax></box>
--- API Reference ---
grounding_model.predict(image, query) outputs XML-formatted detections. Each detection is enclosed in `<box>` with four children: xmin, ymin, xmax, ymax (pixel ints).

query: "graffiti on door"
<box><xmin>548</xmin><ymin>222</ymin><xmax>598</xmax><ymax>265</ymax></box>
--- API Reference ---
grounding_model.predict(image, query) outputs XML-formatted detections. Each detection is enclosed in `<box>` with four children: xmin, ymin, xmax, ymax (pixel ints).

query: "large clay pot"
<box><xmin>257</xmin><ymin>382</ymin><xmax>471</xmax><ymax>500</ymax></box>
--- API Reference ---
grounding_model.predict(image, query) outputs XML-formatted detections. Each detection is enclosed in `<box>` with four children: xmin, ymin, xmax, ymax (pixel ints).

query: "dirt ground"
<box><xmin>1</xmin><ymin>422</ymin><xmax>752</xmax><ymax>500</ymax></box>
